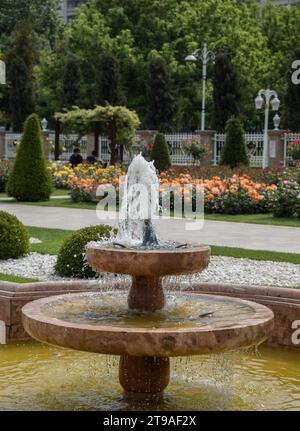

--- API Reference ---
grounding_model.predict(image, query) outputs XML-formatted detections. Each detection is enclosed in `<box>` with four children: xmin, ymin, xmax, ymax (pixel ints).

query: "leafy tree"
<box><xmin>61</xmin><ymin>57</ymin><xmax>81</xmax><ymax>109</ymax></box>
<box><xmin>0</xmin><ymin>0</ymin><xmax>61</xmax><ymax>50</ymax></box>
<box><xmin>7</xmin><ymin>113</ymin><xmax>52</xmax><ymax>201</ymax></box>
<box><xmin>146</xmin><ymin>56</ymin><xmax>176</xmax><ymax>132</ymax></box>
<box><xmin>150</xmin><ymin>133</ymin><xmax>171</xmax><ymax>172</ymax></box>
<box><xmin>284</xmin><ymin>49</ymin><xmax>300</xmax><ymax>131</ymax></box>
<box><xmin>220</xmin><ymin>117</ymin><xmax>249</xmax><ymax>168</ymax></box>
<box><xmin>212</xmin><ymin>52</ymin><xmax>242</xmax><ymax>132</ymax></box>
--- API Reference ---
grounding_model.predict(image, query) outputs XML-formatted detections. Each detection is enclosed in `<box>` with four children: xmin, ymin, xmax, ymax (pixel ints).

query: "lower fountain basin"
<box><xmin>22</xmin><ymin>292</ymin><xmax>274</xmax><ymax>357</ymax></box>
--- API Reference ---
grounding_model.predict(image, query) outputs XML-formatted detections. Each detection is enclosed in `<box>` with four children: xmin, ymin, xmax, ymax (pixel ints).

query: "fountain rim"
<box><xmin>22</xmin><ymin>291</ymin><xmax>274</xmax><ymax>357</ymax></box>
<box><xmin>85</xmin><ymin>243</ymin><xmax>211</xmax><ymax>254</ymax></box>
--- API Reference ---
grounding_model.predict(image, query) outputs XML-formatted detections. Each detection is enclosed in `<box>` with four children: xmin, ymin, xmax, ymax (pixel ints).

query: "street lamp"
<box><xmin>255</xmin><ymin>89</ymin><xmax>280</xmax><ymax>169</ymax></box>
<box><xmin>185</xmin><ymin>43</ymin><xmax>215</xmax><ymax>131</ymax></box>
<box><xmin>0</xmin><ymin>60</ymin><xmax>5</xmax><ymax>85</ymax></box>
<box><xmin>273</xmin><ymin>113</ymin><xmax>280</xmax><ymax>131</ymax></box>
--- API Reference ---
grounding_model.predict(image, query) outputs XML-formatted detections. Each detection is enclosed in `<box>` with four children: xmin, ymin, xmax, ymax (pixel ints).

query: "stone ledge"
<box><xmin>0</xmin><ymin>280</ymin><xmax>299</xmax><ymax>350</ymax></box>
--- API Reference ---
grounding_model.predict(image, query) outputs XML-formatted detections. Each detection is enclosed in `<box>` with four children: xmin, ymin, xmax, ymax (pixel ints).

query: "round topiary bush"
<box><xmin>0</xmin><ymin>210</ymin><xmax>30</xmax><ymax>259</ymax></box>
<box><xmin>55</xmin><ymin>225</ymin><xmax>115</xmax><ymax>278</ymax></box>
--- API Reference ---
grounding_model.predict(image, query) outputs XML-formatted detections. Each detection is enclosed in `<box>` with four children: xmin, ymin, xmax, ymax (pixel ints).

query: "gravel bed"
<box><xmin>0</xmin><ymin>253</ymin><xmax>299</xmax><ymax>287</ymax></box>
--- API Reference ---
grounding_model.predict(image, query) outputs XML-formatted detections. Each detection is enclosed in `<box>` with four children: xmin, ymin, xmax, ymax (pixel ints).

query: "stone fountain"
<box><xmin>22</xmin><ymin>155</ymin><xmax>274</xmax><ymax>404</ymax></box>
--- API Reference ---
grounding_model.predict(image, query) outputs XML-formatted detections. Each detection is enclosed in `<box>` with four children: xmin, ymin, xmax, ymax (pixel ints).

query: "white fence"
<box><xmin>213</xmin><ymin>132</ymin><xmax>264</xmax><ymax>167</ymax></box>
<box><xmin>48</xmin><ymin>134</ymin><xmax>88</xmax><ymax>161</ymax></box>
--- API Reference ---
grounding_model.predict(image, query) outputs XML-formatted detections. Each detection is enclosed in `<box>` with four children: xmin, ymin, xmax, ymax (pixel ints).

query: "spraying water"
<box><xmin>117</xmin><ymin>154</ymin><xmax>159</xmax><ymax>247</ymax></box>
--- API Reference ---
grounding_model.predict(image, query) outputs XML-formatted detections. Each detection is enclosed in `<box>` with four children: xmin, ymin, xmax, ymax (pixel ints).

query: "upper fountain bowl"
<box><xmin>86</xmin><ymin>244</ymin><xmax>211</xmax><ymax>277</ymax></box>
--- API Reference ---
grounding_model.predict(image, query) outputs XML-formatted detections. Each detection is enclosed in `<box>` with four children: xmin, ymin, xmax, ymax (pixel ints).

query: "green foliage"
<box><xmin>182</xmin><ymin>140</ymin><xmax>206</xmax><ymax>164</ymax></box>
<box><xmin>96</xmin><ymin>53</ymin><xmax>122</xmax><ymax>105</ymax></box>
<box><xmin>6</xmin><ymin>113</ymin><xmax>52</xmax><ymax>201</ymax></box>
<box><xmin>150</xmin><ymin>133</ymin><xmax>171</xmax><ymax>172</ymax></box>
<box><xmin>61</xmin><ymin>57</ymin><xmax>81</xmax><ymax>109</ymax></box>
<box><xmin>146</xmin><ymin>56</ymin><xmax>176</xmax><ymax>132</ymax></box>
<box><xmin>7</xmin><ymin>56</ymin><xmax>35</xmax><ymax>131</ymax></box>
<box><xmin>212</xmin><ymin>52</ymin><xmax>242</xmax><ymax>131</ymax></box>
<box><xmin>273</xmin><ymin>181</ymin><xmax>300</xmax><ymax>218</ymax></box>
<box><xmin>5</xmin><ymin>20</ymin><xmax>38</xmax><ymax>130</ymax></box>
<box><xmin>0</xmin><ymin>210</ymin><xmax>30</xmax><ymax>259</ymax></box>
<box><xmin>220</xmin><ymin>117</ymin><xmax>249</xmax><ymax>168</ymax></box>
<box><xmin>55</xmin><ymin>105</ymin><xmax>140</xmax><ymax>149</ymax></box>
<box><xmin>55</xmin><ymin>225</ymin><xmax>115</xmax><ymax>278</ymax></box>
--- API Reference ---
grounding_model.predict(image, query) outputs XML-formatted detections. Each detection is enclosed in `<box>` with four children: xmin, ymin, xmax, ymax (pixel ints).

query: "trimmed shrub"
<box><xmin>272</xmin><ymin>181</ymin><xmax>300</xmax><ymax>218</ymax></box>
<box><xmin>0</xmin><ymin>210</ymin><xmax>30</xmax><ymax>259</ymax></box>
<box><xmin>6</xmin><ymin>113</ymin><xmax>52</xmax><ymax>201</ymax></box>
<box><xmin>55</xmin><ymin>225</ymin><xmax>115</xmax><ymax>278</ymax></box>
<box><xmin>220</xmin><ymin>117</ymin><xmax>249</xmax><ymax>168</ymax></box>
<box><xmin>150</xmin><ymin>133</ymin><xmax>171</xmax><ymax>173</ymax></box>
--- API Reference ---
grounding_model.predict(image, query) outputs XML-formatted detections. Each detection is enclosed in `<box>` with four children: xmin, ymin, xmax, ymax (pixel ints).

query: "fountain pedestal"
<box><xmin>119</xmin><ymin>355</ymin><xmax>170</xmax><ymax>402</ymax></box>
<box><xmin>129</xmin><ymin>276</ymin><xmax>165</xmax><ymax>312</ymax></box>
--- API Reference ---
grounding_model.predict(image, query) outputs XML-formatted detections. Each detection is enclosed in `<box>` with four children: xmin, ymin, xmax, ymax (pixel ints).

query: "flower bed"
<box><xmin>159</xmin><ymin>171</ymin><xmax>277</xmax><ymax>215</ymax></box>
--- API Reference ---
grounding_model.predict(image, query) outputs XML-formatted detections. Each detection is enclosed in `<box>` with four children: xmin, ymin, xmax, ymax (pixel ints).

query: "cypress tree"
<box><xmin>146</xmin><ymin>57</ymin><xmax>176</xmax><ymax>132</ymax></box>
<box><xmin>212</xmin><ymin>52</ymin><xmax>242</xmax><ymax>132</ymax></box>
<box><xmin>284</xmin><ymin>48</ymin><xmax>300</xmax><ymax>131</ymax></box>
<box><xmin>220</xmin><ymin>117</ymin><xmax>249</xmax><ymax>168</ymax></box>
<box><xmin>7</xmin><ymin>113</ymin><xmax>52</xmax><ymax>201</ymax></box>
<box><xmin>8</xmin><ymin>57</ymin><xmax>35</xmax><ymax>131</ymax></box>
<box><xmin>95</xmin><ymin>53</ymin><xmax>121</xmax><ymax>106</ymax></box>
<box><xmin>61</xmin><ymin>57</ymin><xmax>81</xmax><ymax>109</ymax></box>
<box><xmin>150</xmin><ymin>133</ymin><xmax>171</xmax><ymax>172</ymax></box>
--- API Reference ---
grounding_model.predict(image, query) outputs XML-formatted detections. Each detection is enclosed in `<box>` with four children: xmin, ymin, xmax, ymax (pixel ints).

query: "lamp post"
<box><xmin>185</xmin><ymin>43</ymin><xmax>215</xmax><ymax>131</ymax></box>
<box><xmin>255</xmin><ymin>89</ymin><xmax>280</xmax><ymax>169</ymax></box>
<box><xmin>0</xmin><ymin>60</ymin><xmax>5</xmax><ymax>85</ymax></box>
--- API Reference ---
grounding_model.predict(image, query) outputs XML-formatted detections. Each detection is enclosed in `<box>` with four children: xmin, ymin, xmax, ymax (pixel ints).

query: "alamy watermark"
<box><xmin>291</xmin><ymin>60</ymin><xmax>300</xmax><ymax>85</ymax></box>
<box><xmin>291</xmin><ymin>320</ymin><xmax>300</xmax><ymax>345</ymax></box>
<box><xmin>95</xmin><ymin>177</ymin><xmax>205</xmax><ymax>231</ymax></box>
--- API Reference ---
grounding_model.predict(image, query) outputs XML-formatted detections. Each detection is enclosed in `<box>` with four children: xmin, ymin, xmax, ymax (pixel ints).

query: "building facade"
<box><xmin>57</xmin><ymin>0</ymin><xmax>89</xmax><ymax>23</ymax></box>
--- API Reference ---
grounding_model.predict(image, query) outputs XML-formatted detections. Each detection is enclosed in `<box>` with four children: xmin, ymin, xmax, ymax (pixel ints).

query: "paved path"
<box><xmin>1</xmin><ymin>203</ymin><xmax>300</xmax><ymax>253</ymax></box>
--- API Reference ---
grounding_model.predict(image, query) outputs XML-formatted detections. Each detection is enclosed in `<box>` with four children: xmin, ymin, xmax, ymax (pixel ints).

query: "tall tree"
<box><xmin>8</xmin><ymin>57</ymin><xmax>35</xmax><ymax>131</ymax></box>
<box><xmin>95</xmin><ymin>53</ymin><xmax>122</xmax><ymax>106</ymax></box>
<box><xmin>5</xmin><ymin>20</ymin><xmax>38</xmax><ymax>130</ymax></box>
<box><xmin>95</xmin><ymin>54</ymin><xmax>122</xmax><ymax>162</ymax></box>
<box><xmin>212</xmin><ymin>52</ymin><xmax>242</xmax><ymax>132</ymax></box>
<box><xmin>146</xmin><ymin>56</ymin><xmax>176</xmax><ymax>132</ymax></box>
<box><xmin>0</xmin><ymin>0</ymin><xmax>61</xmax><ymax>50</ymax></box>
<box><xmin>61</xmin><ymin>57</ymin><xmax>81</xmax><ymax>109</ymax></box>
<box><xmin>284</xmin><ymin>49</ymin><xmax>300</xmax><ymax>131</ymax></box>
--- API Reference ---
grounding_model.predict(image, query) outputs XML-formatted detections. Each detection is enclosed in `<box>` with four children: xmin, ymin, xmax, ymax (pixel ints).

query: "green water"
<box><xmin>0</xmin><ymin>342</ymin><xmax>299</xmax><ymax>411</ymax></box>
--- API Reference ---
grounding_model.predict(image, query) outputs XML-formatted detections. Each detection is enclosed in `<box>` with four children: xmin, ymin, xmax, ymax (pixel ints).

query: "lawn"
<box><xmin>0</xmin><ymin>273</ymin><xmax>38</xmax><ymax>283</ymax></box>
<box><xmin>28</xmin><ymin>226</ymin><xmax>72</xmax><ymax>255</ymax></box>
<box><xmin>25</xmin><ymin>226</ymin><xmax>300</xmax><ymax>264</ymax></box>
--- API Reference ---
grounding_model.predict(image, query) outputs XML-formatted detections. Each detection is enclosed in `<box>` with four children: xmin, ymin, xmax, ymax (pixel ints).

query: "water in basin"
<box><xmin>42</xmin><ymin>292</ymin><xmax>255</xmax><ymax>329</ymax></box>
<box><xmin>0</xmin><ymin>342</ymin><xmax>299</xmax><ymax>411</ymax></box>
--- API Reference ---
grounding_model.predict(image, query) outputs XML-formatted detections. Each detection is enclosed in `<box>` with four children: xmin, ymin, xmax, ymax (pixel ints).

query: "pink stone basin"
<box><xmin>85</xmin><ymin>244</ymin><xmax>211</xmax><ymax>277</ymax></box>
<box><xmin>22</xmin><ymin>291</ymin><xmax>274</xmax><ymax>357</ymax></box>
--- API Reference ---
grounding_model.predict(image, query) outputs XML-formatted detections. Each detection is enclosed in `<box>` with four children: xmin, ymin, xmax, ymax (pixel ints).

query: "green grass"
<box><xmin>0</xmin><ymin>273</ymin><xmax>39</xmax><ymax>283</ymax></box>
<box><xmin>0</xmin><ymin>188</ymin><xmax>70</xmax><ymax>199</ymax></box>
<box><xmin>25</xmin><ymin>226</ymin><xmax>300</xmax><ymax>264</ymax></box>
<box><xmin>28</xmin><ymin>226</ymin><xmax>72</xmax><ymax>255</ymax></box>
<box><xmin>211</xmin><ymin>245</ymin><xmax>300</xmax><ymax>265</ymax></box>
<box><xmin>205</xmin><ymin>213</ymin><xmax>300</xmax><ymax>228</ymax></box>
